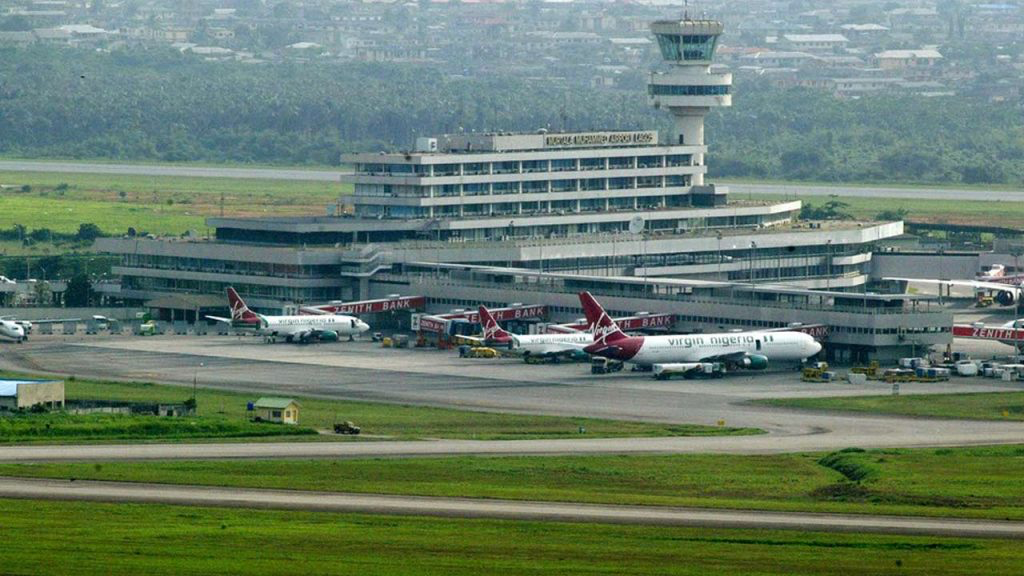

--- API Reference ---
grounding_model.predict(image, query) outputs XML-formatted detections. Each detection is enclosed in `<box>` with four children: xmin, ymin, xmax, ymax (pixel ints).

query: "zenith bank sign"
<box><xmin>544</xmin><ymin>131</ymin><xmax>657</xmax><ymax>148</ymax></box>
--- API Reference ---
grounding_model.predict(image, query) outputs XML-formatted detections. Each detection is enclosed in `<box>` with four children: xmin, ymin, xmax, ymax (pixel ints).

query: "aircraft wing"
<box><xmin>884</xmin><ymin>277</ymin><xmax>1020</xmax><ymax>294</ymax></box>
<box><xmin>698</xmin><ymin>350</ymin><xmax>748</xmax><ymax>363</ymax></box>
<box><xmin>205</xmin><ymin>315</ymin><xmax>233</xmax><ymax>323</ymax></box>
<box><xmin>545</xmin><ymin>324</ymin><xmax>584</xmax><ymax>334</ymax></box>
<box><xmin>298</xmin><ymin>306</ymin><xmax>331</xmax><ymax>316</ymax></box>
<box><xmin>14</xmin><ymin>318</ymin><xmax>81</xmax><ymax>324</ymax></box>
<box><xmin>534</xmin><ymin>342</ymin><xmax>590</xmax><ymax>356</ymax></box>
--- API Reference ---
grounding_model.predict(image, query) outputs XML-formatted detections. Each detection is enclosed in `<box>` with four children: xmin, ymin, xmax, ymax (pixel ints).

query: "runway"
<box><xmin>2</xmin><ymin>160</ymin><xmax>1022</xmax><ymax>201</ymax></box>
<box><xmin>1</xmin><ymin>477</ymin><xmax>1020</xmax><ymax>538</ymax></box>
<box><xmin>0</xmin><ymin>160</ymin><xmax>347</xmax><ymax>181</ymax></box>
<box><xmin>726</xmin><ymin>182</ymin><xmax>1024</xmax><ymax>202</ymax></box>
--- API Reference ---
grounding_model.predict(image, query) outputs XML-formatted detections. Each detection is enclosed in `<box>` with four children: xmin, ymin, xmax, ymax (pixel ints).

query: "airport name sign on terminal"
<box><xmin>544</xmin><ymin>131</ymin><xmax>657</xmax><ymax>148</ymax></box>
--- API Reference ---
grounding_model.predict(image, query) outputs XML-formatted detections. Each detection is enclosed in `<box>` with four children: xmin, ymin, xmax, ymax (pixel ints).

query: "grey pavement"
<box><xmin>3</xmin><ymin>160</ymin><xmax>1022</xmax><ymax>201</ymax></box>
<box><xmin>729</xmin><ymin>182</ymin><xmax>1024</xmax><ymax>202</ymax></box>
<box><xmin>1</xmin><ymin>336</ymin><xmax>1024</xmax><ymax>458</ymax></box>
<box><xmin>1</xmin><ymin>477</ymin><xmax>1021</xmax><ymax>538</ymax></box>
<box><xmin>0</xmin><ymin>160</ymin><xmax>347</xmax><ymax>181</ymax></box>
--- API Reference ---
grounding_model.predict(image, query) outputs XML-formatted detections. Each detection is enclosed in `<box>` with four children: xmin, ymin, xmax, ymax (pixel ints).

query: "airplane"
<box><xmin>0</xmin><ymin>318</ymin><xmax>27</xmax><ymax>343</ymax></box>
<box><xmin>468</xmin><ymin>305</ymin><xmax>591</xmax><ymax>362</ymax></box>
<box><xmin>884</xmin><ymin>275</ymin><xmax>1024</xmax><ymax>307</ymax></box>
<box><xmin>578</xmin><ymin>291</ymin><xmax>822</xmax><ymax>371</ymax></box>
<box><xmin>206</xmin><ymin>287</ymin><xmax>370</xmax><ymax>343</ymax></box>
<box><xmin>0</xmin><ymin>315</ymin><xmax>82</xmax><ymax>342</ymax></box>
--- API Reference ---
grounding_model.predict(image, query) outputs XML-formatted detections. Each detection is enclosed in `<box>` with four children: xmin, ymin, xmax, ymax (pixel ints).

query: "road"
<box><xmin>3</xmin><ymin>160</ymin><xmax>1023</xmax><ymax>201</ymax></box>
<box><xmin>2</xmin><ymin>477</ymin><xmax>1021</xmax><ymax>538</ymax></box>
<box><xmin>728</xmin><ymin>182</ymin><xmax>1024</xmax><ymax>202</ymax></box>
<box><xmin>0</xmin><ymin>160</ymin><xmax>346</xmax><ymax>181</ymax></box>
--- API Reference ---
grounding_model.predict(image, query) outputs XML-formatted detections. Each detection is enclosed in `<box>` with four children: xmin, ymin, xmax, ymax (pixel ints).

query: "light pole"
<box><xmin>825</xmin><ymin>240</ymin><xmax>832</xmax><ymax>292</ymax></box>
<box><xmin>192</xmin><ymin>361</ymin><xmax>204</xmax><ymax>414</ymax></box>
<box><xmin>749</xmin><ymin>241</ymin><xmax>757</xmax><ymax>301</ymax></box>
<box><xmin>716</xmin><ymin>230</ymin><xmax>723</xmax><ymax>280</ymax></box>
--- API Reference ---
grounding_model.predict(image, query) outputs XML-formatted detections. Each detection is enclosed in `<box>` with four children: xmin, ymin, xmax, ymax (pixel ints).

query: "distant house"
<box><xmin>780</xmin><ymin>34</ymin><xmax>849</xmax><ymax>52</ymax></box>
<box><xmin>0</xmin><ymin>378</ymin><xmax>64</xmax><ymax>411</ymax></box>
<box><xmin>875</xmin><ymin>49</ymin><xmax>943</xmax><ymax>70</ymax></box>
<box><xmin>252</xmin><ymin>397</ymin><xmax>300</xmax><ymax>425</ymax></box>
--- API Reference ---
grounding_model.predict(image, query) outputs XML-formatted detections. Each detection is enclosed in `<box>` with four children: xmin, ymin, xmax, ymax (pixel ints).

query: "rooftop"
<box><xmin>254</xmin><ymin>397</ymin><xmax>298</xmax><ymax>409</ymax></box>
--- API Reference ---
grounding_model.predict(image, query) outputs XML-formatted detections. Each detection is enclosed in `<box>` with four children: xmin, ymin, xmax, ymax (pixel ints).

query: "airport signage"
<box><xmin>558</xmin><ymin>314</ymin><xmax>675</xmax><ymax>332</ymax></box>
<box><xmin>440</xmin><ymin>305</ymin><xmax>547</xmax><ymax>324</ymax></box>
<box><xmin>309</xmin><ymin>296</ymin><xmax>426</xmax><ymax>315</ymax></box>
<box><xmin>791</xmin><ymin>324</ymin><xmax>829</xmax><ymax>340</ymax></box>
<box><xmin>952</xmin><ymin>325</ymin><xmax>1024</xmax><ymax>341</ymax></box>
<box><xmin>543</xmin><ymin>131</ymin><xmax>657</xmax><ymax>149</ymax></box>
<box><xmin>415</xmin><ymin>314</ymin><xmax>449</xmax><ymax>333</ymax></box>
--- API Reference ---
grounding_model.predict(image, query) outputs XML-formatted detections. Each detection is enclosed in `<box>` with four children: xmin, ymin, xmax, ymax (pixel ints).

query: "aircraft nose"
<box><xmin>808</xmin><ymin>340</ymin><xmax>822</xmax><ymax>357</ymax></box>
<box><xmin>358</xmin><ymin>321</ymin><xmax>370</xmax><ymax>332</ymax></box>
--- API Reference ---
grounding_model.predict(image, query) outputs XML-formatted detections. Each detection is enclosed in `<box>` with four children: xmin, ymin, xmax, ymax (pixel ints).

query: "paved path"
<box><xmin>2</xmin><ymin>423</ymin><xmax>1023</xmax><ymax>462</ymax></box>
<box><xmin>3</xmin><ymin>160</ymin><xmax>1022</xmax><ymax>201</ymax></box>
<box><xmin>0</xmin><ymin>160</ymin><xmax>346</xmax><ymax>181</ymax></box>
<box><xmin>729</xmin><ymin>182</ymin><xmax>1024</xmax><ymax>202</ymax></box>
<box><xmin>1</xmin><ymin>477</ymin><xmax>1020</xmax><ymax>538</ymax></box>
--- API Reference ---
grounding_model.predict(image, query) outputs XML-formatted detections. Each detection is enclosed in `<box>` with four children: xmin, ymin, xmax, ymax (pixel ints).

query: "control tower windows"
<box><xmin>649</xmin><ymin>85</ymin><xmax>730</xmax><ymax>96</ymax></box>
<box><xmin>655</xmin><ymin>33</ymin><xmax>718</xmax><ymax>62</ymax></box>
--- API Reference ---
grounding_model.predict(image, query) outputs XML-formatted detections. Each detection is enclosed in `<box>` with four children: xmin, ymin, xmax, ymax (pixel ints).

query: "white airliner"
<box><xmin>0</xmin><ymin>318</ymin><xmax>27</xmax><ymax>343</ymax></box>
<box><xmin>0</xmin><ymin>315</ymin><xmax>81</xmax><ymax>342</ymax></box>
<box><xmin>206</xmin><ymin>287</ymin><xmax>370</xmax><ymax>343</ymax></box>
<box><xmin>578</xmin><ymin>291</ymin><xmax>822</xmax><ymax>371</ymax></box>
<box><xmin>470</xmin><ymin>305</ymin><xmax>591</xmax><ymax>361</ymax></box>
<box><xmin>884</xmin><ymin>274</ymin><xmax>1024</xmax><ymax>307</ymax></box>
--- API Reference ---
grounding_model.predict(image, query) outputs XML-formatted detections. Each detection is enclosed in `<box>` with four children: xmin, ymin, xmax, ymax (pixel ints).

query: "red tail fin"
<box><xmin>478</xmin><ymin>305</ymin><xmax>512</xmax><ymax>341</ymax></box>
<box><xmin>226</xmin><ymin>287</ymin><xmax>260</xmax><ymax>323</ymax></box>
<box><xmin>578</xmin><ymin>291</ymin><xmax>627</xmax><ymax>344</ymax></box>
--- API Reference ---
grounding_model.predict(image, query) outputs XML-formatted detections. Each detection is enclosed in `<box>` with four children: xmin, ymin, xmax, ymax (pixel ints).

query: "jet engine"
<box><xmin>995</xmin><ymin>291</ymin><xmax>1016</xmax><ymax>306</ymax></box>
<box><xmin>319</xmin><ymin>330</ymin><xmax>339</xmax><ymax>342</ymax></box>
<box><xmin>738</xmin><ymin>354</ymin><xmax>769</xmax><ymax>370</ymax></box>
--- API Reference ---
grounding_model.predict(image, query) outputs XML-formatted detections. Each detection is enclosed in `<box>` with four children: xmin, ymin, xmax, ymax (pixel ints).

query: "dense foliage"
<box><xmin>2</xmin><ymin>46</ymin><xmax>1022</xmax><ymax>184</ymax></box>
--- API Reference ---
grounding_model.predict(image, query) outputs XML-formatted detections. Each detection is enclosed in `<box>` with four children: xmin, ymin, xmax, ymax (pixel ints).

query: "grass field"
<box><xmin>0</xmin><ymin>170</ymin><xmax>348</xmax><ymax>235</ymax></box>
<box><xmin>0</xmin><ymin>498</ymin><xmax>1017</xmax><ymax>576</ymax></box>
<box><xmin>756</xmin><ymin>391</ymin><xmax>1024</xmax><ymax>422</ymax></box>
<box><xmin>0</xmin><ymin>374</ymin><xmax>757</xmax><ymax>441</ymax></box>
<box><xmin>3</xmin><ymin>445</ymin><xmax>1023</xmax><ymax>520</ymax></box>
<box><xmin>0</xmin><ymin>411</ymin><xmax>316</xmax><ymax>443</ymax></box>
<box><xmin>753</xmin><ymin>192</ymin><xmax>1024</xmax><ymax>230</ymax></box>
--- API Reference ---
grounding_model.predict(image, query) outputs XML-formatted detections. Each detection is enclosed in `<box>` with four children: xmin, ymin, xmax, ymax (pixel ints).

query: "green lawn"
<box><xmin>0</xmin><ymin>411</ymin><xmax>317</xmax><ymax>443</ymax></box>
<box><xmin>0</xmin><ymin>374</ymin><xmax>758</xmax><ymax>441</ymax></box>
<box><xmin>754</xmin><ymin>193</ymin><xmax>1024</xmax><ymax>229</ymax></box>
<box><xmin>4</xmin><ymin>445</ymin><xmax>1024</xmax><ymax>521</ymax></box>
<box><xmin>756</xmin><ymin>391</ymin><xmax>1024</xmax><ymax>422</ymax></box>
<box><xmin>0</xmin><ymin>499</ymin><xmax>1017</xmax><ymax>576</ymax></box>
<box><xmin>0</xmin><ymin>170</ymin><xmax>348</xmax><ymax>235</ymax></box>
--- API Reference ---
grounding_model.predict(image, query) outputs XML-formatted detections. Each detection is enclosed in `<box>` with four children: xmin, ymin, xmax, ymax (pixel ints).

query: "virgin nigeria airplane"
<box><xmin>207</xmin><ymin>287</ymin><xmax>369</xmax><ymax>343</ymax></box>
<box><xmin>578</xmin><ymin>291</ymin><xmax>821</xmax><ymax>370</ymax></box>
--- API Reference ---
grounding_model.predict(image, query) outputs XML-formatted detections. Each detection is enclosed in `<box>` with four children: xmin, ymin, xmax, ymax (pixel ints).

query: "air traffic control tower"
<box><xmin>648</xmin><ymin>17</ymin><xmax>732</xmax><ymax>186</ymax></box>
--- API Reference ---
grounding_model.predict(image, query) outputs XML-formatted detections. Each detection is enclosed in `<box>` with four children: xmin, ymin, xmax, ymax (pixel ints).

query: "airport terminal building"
<box><xmin>95</xmin><ymin>15</ymin><xmax>952</xmax><ymax>362</ymax></box>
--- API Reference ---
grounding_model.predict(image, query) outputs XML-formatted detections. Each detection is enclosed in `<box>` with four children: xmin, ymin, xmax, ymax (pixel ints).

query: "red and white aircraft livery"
<box><xmin>207</xmin><ymin>288</ymin><xmax>370</xmax><ymax>343</ymax></box>
<box><xmin>578</xmin><ymin>291</ymin><xmax>821</xmax><ymax>370</ymax></box>
<box><xmin>470</xmin><ymin>305</ymin><xmax>591</xmax><ymax>360</ymax></box>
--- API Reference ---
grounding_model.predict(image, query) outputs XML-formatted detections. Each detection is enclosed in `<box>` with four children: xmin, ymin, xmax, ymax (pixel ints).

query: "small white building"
<box><xmin>0</xmin><ymin>379</ymin><xmax>65</xmax><ymax>411</ymax></box>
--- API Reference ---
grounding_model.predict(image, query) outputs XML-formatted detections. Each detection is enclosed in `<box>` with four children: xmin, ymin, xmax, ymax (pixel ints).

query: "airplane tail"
<box><xmin>226</xmin><ymin>287</ymin><xmax>261</xmax><ymax>324</ymax></box>
<box><xmin>578</xmin><ymin>291</ymin><xmax>627</xmax><ymax>344</ymax></box>
<box><xmin>478</xmin><ymin>305</ymin><xmax>512</xmax><ymax>341</ymax></box>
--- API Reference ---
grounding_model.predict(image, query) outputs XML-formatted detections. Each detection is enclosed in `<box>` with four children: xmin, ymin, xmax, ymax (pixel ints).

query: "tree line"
<box><xmin>1</xmin><ymin>46</ymin><xmax>1022</xmax><ymax>185</ymax></box>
